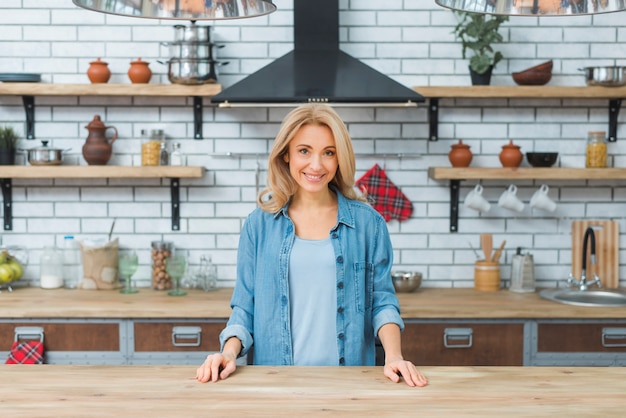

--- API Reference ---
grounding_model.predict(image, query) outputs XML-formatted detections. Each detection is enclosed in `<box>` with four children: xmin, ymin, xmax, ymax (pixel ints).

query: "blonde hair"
<box><xmin>258</xmin><ymin>104</ymin><xmax>362</xmax><ymax>212</ymax></box>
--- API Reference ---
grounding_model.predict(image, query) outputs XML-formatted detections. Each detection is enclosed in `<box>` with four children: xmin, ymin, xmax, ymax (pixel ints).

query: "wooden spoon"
<box><xmin>480</xmin><ymin>233</ymin><xmax>493</xmax><ymax>262</ymax></box>
<box><xmin>492</xmin><ymin>240</ymin><xmax>507</xmax><ymax>263</ymax></box>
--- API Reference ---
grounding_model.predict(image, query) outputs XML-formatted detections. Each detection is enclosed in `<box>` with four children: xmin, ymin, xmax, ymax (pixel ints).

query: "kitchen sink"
<box><xmin>540</xmin><ymin>288</ymin><xmax>626</xmax><ymax>307</ymax></box>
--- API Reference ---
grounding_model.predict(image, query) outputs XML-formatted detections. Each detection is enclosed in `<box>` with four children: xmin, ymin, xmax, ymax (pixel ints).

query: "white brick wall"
<box><xmin>0</xmin><ymin>1</ymin><xmax>625</xmax><ymax>289</ymax></box>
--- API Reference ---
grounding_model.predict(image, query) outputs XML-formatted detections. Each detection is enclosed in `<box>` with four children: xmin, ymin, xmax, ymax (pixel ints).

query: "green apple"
<box><xmin>0</xmin><ymin>264</ymin><xmax>14</xmax><ymax>283</ymax></box>
<box><xmin>7</xmin><ymin>260</ymin><xmax>23</xmax><ymax>280</ymax></box>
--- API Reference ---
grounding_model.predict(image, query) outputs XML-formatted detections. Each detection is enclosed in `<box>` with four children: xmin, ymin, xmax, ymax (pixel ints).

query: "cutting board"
<box><xmin>571</xmin><ymin>220</ymin><xmax>619</xmax><ymax>289</ymax></box>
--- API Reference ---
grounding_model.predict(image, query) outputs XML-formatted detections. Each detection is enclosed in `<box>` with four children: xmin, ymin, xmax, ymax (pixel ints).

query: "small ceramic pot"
<box><xmin>87</xmin><ymin>57</ymin><xmax>111</xmax><ymax>84</ymax></box>
<box><xmin>448</xmin><ymin>139</ymin><xmax>473</xmax><ymax>167</ymax></box>
<box><xmin>499</xmin><ymin>140</ymin><xmax>523</xmax><ymax>168</ymax></box>
<box><xmin>128</xmin><ymin>58</ymin><xmax>152</xmax><ymax>84</ymax></box>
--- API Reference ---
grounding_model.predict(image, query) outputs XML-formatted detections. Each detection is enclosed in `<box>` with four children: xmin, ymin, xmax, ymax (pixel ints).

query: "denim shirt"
<box><xmin>219</xmin><ymin>189</ymin><xmax>403</xmax><ymax>366</ymax></box>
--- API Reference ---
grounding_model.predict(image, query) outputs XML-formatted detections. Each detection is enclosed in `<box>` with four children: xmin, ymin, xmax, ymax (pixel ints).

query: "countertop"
<box><xmin>1</xmin><ymin>287</ymin><xmax>626</xmax><ymax>319</ymax></box>
<box><xmin>1</xmin><ymin>365</ymin><xmax>625</xmax><ymax>417</ymax></box>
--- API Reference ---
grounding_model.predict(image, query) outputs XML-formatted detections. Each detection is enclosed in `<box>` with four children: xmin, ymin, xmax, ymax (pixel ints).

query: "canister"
<box><xmin>586</xmin><ymin>131</ymin><xmax>607</xmax><ymax>168</ymax></box>
<box><xmin>474</xmin><ymin>260</ymin><xmax>500</xmax><ymax>292</ymax></box>
<box><xmin>151</xmin><ymin>241</ymin><xmax>173</xmax><ymax>290</ymax></box>
<box><xmin>40</xmin><ymin>246</ymin><xmax>64</xmax><ymax>289</ymax></box>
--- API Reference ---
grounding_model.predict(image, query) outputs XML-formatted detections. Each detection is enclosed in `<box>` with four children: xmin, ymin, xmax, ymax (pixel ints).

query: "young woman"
<box><xmin>196</xmin><ymin>104</ymin><xmax>427</xmax><ymax>387</ymax></box>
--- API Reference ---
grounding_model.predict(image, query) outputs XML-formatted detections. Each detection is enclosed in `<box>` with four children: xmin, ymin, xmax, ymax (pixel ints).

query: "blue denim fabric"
<box><xmin>219</xmin><ymin>190</ymin><xmax>403</xmax><ymax>366</ymax></box>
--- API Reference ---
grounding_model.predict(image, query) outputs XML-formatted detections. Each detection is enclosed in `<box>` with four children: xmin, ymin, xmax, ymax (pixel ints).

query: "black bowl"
<box><xmin>526</xmin><ymin>152</ymin><xmax>558</xmax><ymax>167</ymax></box>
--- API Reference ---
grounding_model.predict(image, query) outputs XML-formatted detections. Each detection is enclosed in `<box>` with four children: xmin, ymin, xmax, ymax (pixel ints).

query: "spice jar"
<box><xmin>151</xmin><ymin>241</ymin><xmax>173</xmax><ymax>290</ymax></box>
<box><xmin>448</xmin><ymin>139</ymin><xmax>473</xmax><ymax>167</ymax></box>
<box><xmin>141</xmin><ymin>129</ymin><xmax>163</xmax><ymax>166</ymax></box>
<box><xmin>586</xmin><ymin>131</ymin><xmax>607</xmax><ymax>168</ymax></box>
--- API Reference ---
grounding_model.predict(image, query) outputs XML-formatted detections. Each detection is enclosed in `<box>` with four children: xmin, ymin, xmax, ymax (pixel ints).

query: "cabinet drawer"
<box><xmin>538</xmin><ymin>323</ymin><xmax>626</xmax><ymax>353</ymax></box>
<box><xmin>133</xmin><ymin>321</ymin><xmax>225</xmax><ymax>352</ymax></box>
<box><xmin>402</xmin><ymin>322</ymin><xmax>524</xmax><ymax>366</ymax></box>
<box><xmin>0</xmin><ymin>322</ymin><xmax>119</xmax><ymax>351</ymax></box>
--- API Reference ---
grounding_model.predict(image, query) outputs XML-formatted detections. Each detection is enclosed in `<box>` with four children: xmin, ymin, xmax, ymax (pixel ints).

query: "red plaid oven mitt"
<box><xmin>356</xmin><ymin>164</ymin><xmax>413</xmax><ymax>222</ymax></box>
<box><xmin>5</xmin><ymin>341</ymin><xmax>44</xmax><ymax>364</ymax></box>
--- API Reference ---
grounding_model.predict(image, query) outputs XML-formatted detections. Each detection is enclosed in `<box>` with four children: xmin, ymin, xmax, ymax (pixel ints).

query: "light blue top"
<box><xmin>288</xmin><ymin>236</ymin><xmax>338</xmax><ymax>366</ymax></box>
<box><xmin>220</xmin><ymin>188</ymin><xmax>403</xmax><ymax>366</ymax></box>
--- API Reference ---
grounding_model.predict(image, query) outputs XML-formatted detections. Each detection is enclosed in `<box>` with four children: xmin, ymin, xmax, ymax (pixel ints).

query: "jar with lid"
<box><xmin>448</xmin><ymin>139</ymin><xmax>472</xmax><ymax>167</ymax></box>
<box><xmin>40</xmin><ymin>246</ymin><xmax>64</xmax><ymax>289</ymax></box>
<box><xmin>141</xmin><ymin>129</ymin><xmax>163</xmax><ymax>166</ymax></box>
<box><xmin>170</xmin><ymin>142</ymin><xmax>184</xmax><ymax>166</ymax></box>
<box><xmin>151</xmin><ymin>241</ymin><xmax>173</xmax><ymax>290</ymax></box>
<box><xmin>586</xmin><ymin>131</ymin><xmax>607</xmax><ymax>168</ymax></box>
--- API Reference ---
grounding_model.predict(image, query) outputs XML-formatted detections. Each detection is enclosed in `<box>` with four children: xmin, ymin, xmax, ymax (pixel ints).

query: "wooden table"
<box><xmin>1</xmin><ymin>365</ymin><xmax>625</xmax><ymax>416</ymax></box>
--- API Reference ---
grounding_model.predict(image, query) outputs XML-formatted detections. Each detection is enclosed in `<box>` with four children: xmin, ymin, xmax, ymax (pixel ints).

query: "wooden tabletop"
<box><xmin>1</xmin><ymin>365</ymin><xmax>625</xmax><ymax>417</ymax></box>
<box><xmin>1</xmin><ymin>287</ymin><xmax>625</xmax><ymax>319</ymax></box>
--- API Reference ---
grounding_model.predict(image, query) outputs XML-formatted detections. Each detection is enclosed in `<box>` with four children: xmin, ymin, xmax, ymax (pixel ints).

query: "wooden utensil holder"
<box><xmin>474</xmin><ymin>260</ymin><xmax>500</xmax><ymax>291</ymax></box>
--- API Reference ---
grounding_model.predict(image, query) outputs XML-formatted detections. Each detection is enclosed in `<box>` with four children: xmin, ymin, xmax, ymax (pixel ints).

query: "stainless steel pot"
<box><xmin>165</xmin><ymin>59</ymin><xmax>229</xmax><ymax>85</ymax></box>
<box><xmin>21</xmin><ymin>140</ymin><xmax>68</xmax><ymax>166</ymax></box>
<box><xmin>173</xmin><ymin>24</ymin><xmax>213</xmax><ymax>43</ymax></box>
<box><xmin>581</xmin><ymin>66</ymin><xmax>626</xmax><ymax>87</ymax></box>
<box><xmin>161</xmin><ymin>42</ymin><xmax>224</xmax><ymax>60</ymax></box>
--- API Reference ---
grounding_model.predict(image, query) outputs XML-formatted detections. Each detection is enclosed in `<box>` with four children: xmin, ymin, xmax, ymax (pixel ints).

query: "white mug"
<box><xmin>498</xmin><ymin>184</ymin><xmax>525</xmax><ymax>212</ymax></box>
<box><xmin>464</xmin><ymin>184</ymin><xmax>491</xmax><ymax>213</ymax></box>
<box><xmin>530</xmin><ymin>184</ymin><xmax>557</xmax><ymax>212</ymax></box>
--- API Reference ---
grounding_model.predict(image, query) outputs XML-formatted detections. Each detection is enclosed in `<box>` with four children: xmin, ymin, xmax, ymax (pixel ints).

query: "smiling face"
<box><xmin>284</xmin><ymin>123</ymin><xmax>338</xmax><ymax>198</ymax></box>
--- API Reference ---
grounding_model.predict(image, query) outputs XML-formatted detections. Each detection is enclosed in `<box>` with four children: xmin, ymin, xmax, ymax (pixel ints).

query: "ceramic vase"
<box><xmin>448</xmin><ymin>139</ymin><xmax>473</xmax><ymax>167</ymax></box>
<box><xmin>499</xmin><ymin>140</ymin><xmax>523</xmax><ymax>167</ymax></box>
<box><xmin>87</xmin><ymin>58</ymin><xmax>111</xmax><ymax>84</ymax></box>
<box><xmin>82</xmin><ymin>115</ymin><xmax>117</xmax><ymax>165</ymax></box>
<box><xmin>128</xmin><ymin>58</ymin><xmax>152</xmax><ymax>84</ymax></box>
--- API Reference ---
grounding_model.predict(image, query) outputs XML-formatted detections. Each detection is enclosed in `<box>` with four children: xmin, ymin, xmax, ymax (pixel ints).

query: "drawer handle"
<box><xmin>14</xmin><ymin>326</ymin><xmax>44</xmax><ymax>343</ymax></box>
<box><xmin>171</xmin><ymin>326</ymin><xmax>202</xmax><ymax>347</ymax></box>
<box><xmin>602</xmin><ymin>327</ymin><xmax>626</xmax><ymax>348</ymax></box>
<box><xmin>443</xmin><ymin>327</ymin><xmax>473</xmax><ymax>348</ymax></box>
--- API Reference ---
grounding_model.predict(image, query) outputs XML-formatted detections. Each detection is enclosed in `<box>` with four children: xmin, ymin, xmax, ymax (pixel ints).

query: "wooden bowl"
<box><xmin>512</xmin><ymin>71</ymin><xmax>552</xmax><ymax>86</ymax></box>
<box><xmin>523</xmin><ymin>60</ymin><xmax>553</xmax><ymax>73</ymax></box>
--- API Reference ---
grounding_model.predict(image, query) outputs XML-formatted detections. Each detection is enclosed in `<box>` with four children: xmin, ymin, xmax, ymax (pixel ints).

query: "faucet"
<box><xmin>568</xmin><ymin>226</ymin><xmax>602</xmax><ymax>290</ymax></box>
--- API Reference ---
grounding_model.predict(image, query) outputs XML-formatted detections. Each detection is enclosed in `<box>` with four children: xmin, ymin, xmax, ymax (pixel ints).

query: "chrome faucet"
<box><xmin>568</xmin><ymin>226</ymin><xmax>602</xmax><ymax>290</ymax></box>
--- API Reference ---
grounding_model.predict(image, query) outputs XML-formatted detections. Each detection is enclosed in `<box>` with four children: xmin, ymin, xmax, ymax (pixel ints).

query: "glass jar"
<box><xmin>586</xmin><ymin>131</ymin><xmax>607</xmax><ymax>168</ymax></box>
<box><xmin>40</xmin><ymin>246</ymin><xmax>64</xmax><ymax>289</ymax></box>
<box><xmin>151</xmin><ymin>241</ymin><xmax>173</xmax><ymax>290</ymax></box>
<box><xmin>170</xmin><ymin>142</ymin><xmax>184</xmax><ymax>166</ymax></box>
<box><xmin>141</xmin><ymin>129</ymin><xmax>163</xmax><ymax>166</ymax></box>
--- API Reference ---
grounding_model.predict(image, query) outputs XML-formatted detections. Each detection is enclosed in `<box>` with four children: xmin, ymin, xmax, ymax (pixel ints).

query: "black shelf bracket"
<box><xmin>429</xmin><ymin>98</ymin><xmax>439</xmax><ymax>141</ymax></box>
<box><xmin>449</xmin><ymin>179</ymin><xmax>460</xmax><ymax>233</ymax></box>
<box><xmin>608</xmin><ymin>99</ymin><xmax>622</xmax><ymax>142</ymax></box>
<box><xmin>22</xmin><ymin>95</ymin><xmax>35</xmax><ymax>139</ymax></box>
<box><xmin>170</xmin><ymin>178</ymin><xmax>180</xmax><ymax>231</ymax></box>
<box><xmin>1</xmin><ymin>179</ymin><xmax>12</xmax><ymax>230</ymax></box>
<box><xmin>193</xmin><ymin>96</ymin><xmax>203</xmax><ymax>139</ymax></box>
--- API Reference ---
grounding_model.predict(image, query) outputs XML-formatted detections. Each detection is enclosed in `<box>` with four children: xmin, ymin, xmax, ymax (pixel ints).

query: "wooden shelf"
<box><xmin>428</xmin><ymin>167</ymin><xmax>626</xmax><ymax>181</ymax></box>
<box><xmin>0</xmin><ymin>83</ymin><xmax>222</xmax><ymax>97</ymax></box>
<box><xmin>414</xmin><ymin>85</ymin><xmax>626</xmax><ymax>99</ymax></box>
<box><xmin>0</xmin><ymin>166</ymin><xmax>205</xmax><ymax>231</ymax></box>
<box><xmin>0</xmin><ymin>165</ymin><xmax>204</xmax><ymax>179</ymax></box>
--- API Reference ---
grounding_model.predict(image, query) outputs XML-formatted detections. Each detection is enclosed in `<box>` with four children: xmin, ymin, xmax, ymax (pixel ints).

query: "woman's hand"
<box><xmin>195</xmin><ymin>352</ymin><xmax>237</xmax><ymax>383</ymax></box>
<box><xmin>383</xmin><ymin>358</ymin><xmax>429</xmax><ymax>387</ymax></box>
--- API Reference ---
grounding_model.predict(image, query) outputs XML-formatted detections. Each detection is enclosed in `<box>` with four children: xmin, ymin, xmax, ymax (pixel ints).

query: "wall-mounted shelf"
<box><xmin>0</xmin><ymin>166</ymin><xmax>204</xmax><ymax>231</ymax></box>
<box><xmin>415</xmin><ymin>86</ymin><xmax>625</xmax><ymax>142</ymax></box>
<box><xmin>0</xmin><ymin>83</ymin><xmax>222</xmax><ymax>140</ymax></box>
<box><xmin>428</xmin><ymin>167</ymin><xmax>626</xmax><ymax>232</ymax></box>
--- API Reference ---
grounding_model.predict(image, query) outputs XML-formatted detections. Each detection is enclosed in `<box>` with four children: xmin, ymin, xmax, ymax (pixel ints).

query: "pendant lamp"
<box><xmin>72</xmin><ymin>0</ymin><xmax>276</xmax><ymax>20</ymax></box>
<box><xmin>435</xmin><ymin>0</ymin><xmax>626</xmax><ymax>16</ymax></box>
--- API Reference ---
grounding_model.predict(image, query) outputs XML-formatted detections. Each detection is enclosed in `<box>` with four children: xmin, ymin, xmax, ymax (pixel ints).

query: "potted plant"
<box><xmin>0</xmin><ymin>126</ymin><xmax>19</xmax><ymax>165</ymax></box>
<box><xmin>452</xmin><ymin>11</ymin><xmax>509</xmax><ymax>85</ymax></box>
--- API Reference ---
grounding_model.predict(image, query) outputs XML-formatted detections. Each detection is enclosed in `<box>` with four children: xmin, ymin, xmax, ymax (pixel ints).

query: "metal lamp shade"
<box><xmin>435</xmin><ymin>0</ymin><xmax>626</xmax><ymax>16</ymax></box>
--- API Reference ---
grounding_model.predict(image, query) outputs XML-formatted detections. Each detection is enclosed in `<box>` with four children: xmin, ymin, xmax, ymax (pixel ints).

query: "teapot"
<box><xmin>82</xmin><ymin>115</ymin><xmax>117</xmax><ymax>165</ymax></box>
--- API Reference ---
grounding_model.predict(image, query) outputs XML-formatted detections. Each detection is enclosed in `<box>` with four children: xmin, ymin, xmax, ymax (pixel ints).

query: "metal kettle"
<box><xmin>509</xmin><ymin>247</ymin><xmax>535</xmax><ymax>293</ymax></box>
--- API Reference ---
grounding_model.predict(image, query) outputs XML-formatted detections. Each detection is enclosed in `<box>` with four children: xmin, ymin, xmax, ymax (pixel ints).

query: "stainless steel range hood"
<box><xmin>210</xmin><ymin>1</ymin><xmax>424</xmax><ymax>108</ymax></box>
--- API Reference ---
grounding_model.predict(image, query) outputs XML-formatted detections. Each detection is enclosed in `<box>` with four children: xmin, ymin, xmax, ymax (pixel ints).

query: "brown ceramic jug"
<box><xmin>82</xmin><ymin>115</ymin><xmax>117</xmax><ymax>165</ymax></box>
<box><xmin>499</xmin><ymin>140</ymin><xmax>523</xmax><ymax>168</ymax></box>
<box><xmin>128</xmin><ymin>58</ymin><xmax>152</xmax><ymax>84</ymax></box>
<box><xmin>448</xmin><ymin>139</ymin><xmax>473</xmax><ymax>167</ymax></box>
<box><xmin>87</xmin><ymin>58</ymin><xmax>111</xmax><ymax>83</ymax></box>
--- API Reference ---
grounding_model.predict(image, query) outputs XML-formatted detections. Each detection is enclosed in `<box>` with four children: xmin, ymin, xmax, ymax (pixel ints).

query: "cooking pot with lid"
<box><xmin>581</xmin><ymin>66</ymin><xmax>626</xmax><ymax>87</ymax></box>
<box><xmin>164</xmin><ymin>59</ymin><xmax>229</xmax><ymax>85</ymax></box>
<box><xmin>20</xmin><ymin>140</ymin><xmax>69</xmax><ymax>166</ymax></box>
<box><xmin>173</xmin><ymin>24</ymin><xmax>213</xmax><ymax>43</ymax></box>
<box><xmin>161</xmin><ymin>41</ymin><xmax>224</xmax><ymax>60</ymax></box>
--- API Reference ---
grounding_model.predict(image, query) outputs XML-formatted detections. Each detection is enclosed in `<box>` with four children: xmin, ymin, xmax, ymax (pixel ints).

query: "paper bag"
<box><xmin>79</xmin><ymin>238</ymin><xmax>120</xmax><ymax>290</ymax></box>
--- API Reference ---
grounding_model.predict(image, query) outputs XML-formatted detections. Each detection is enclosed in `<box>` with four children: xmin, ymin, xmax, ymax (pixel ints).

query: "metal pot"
<box><xmin>164</xmin><ymin>59</ymin><xmax>229</xmax><ymax>85</ymax></box>
<box><xmin>161</xmin><ymin>41</ymin><xmax>224</xmax><ymax>60</ymax></box>
<box><xmin>21</xmin><ymin>140</ymin><xmax>68</xmax><ymax>166</ymax></box>
<box><xmin>581</xmin><ymin>66</ymin><xmax>626</xmax><ymax>87</ymax></box>
<box><xmin>173</xmin><ymin>24</ymin><xmax>213</xmax><ymax>43</ymax></box>
<box><xmin>391</xmin><ymin>271</ymin><xmax>422</xmax><ymax>293</ymax></box>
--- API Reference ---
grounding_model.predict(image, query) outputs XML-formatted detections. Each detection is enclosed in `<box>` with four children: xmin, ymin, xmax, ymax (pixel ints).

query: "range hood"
<box><xmin>210</xmin><ymin>1</ymin><xmax>424</xmax><ymax>107</ymax></box>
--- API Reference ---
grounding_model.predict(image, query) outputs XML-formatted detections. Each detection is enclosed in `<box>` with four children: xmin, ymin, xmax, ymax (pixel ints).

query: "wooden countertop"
<box><xmin>2</xmin><ymin>365</ymin><xmax>625</xmax><ymax>416</ymax></box>
<box><xmin>2</xmin><ymin>287</ymin><xmax>626</xmax><ymax>319</ymax></box>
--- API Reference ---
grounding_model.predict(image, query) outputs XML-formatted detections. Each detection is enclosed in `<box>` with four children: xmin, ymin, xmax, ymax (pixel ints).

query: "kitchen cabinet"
<box><xmin>401</xmin><ymin>321</ymin><xmax>526</xmax><ymax>366</ymax></box>
<box><xmin>428</xmin><ymin>167</ymin><xmax>626</xmax><ymax>232</ymax></box>
<box><xmin>0</xmin><ymin>165</ymin><xmax>204</xmax><ymax>231</ymax></box>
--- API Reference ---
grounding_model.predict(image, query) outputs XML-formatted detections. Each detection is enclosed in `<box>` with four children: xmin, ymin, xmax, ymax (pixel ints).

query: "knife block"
<box><xmin>474</xmin><ymin>260</ymin><xmax>500</xmax><ymax>291</ymax></box>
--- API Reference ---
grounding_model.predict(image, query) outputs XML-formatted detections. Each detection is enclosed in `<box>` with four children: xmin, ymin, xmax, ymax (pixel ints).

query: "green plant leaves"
<box><xmin>452</xmin><ymin>12</ymin><xmax>508</xmax><ymax>74</ymax></box>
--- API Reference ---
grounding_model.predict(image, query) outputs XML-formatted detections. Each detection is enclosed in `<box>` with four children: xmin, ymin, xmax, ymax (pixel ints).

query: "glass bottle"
<box><xmin>170</xmin><ymin>142</ymin><xmax>183</xmax><ymax>166</ymax></box>
<box><xmin>63</xmin><ymin>235</ymin><xmax>82</xmax><ymax>289</ymax></box>
<box><xmin>40</xmin><ymin>246</ymin><xmax>64</xmax><ymax>289</ymax></box>
<box><xmin>586</xmin><ymin>131</ymin><xmax>607</xmax><ymax>168</ymax></box>
<box><xmin>159</xmin><ymin>141</ymin><xmax>169</xmax><ymax>166</ymax></box>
